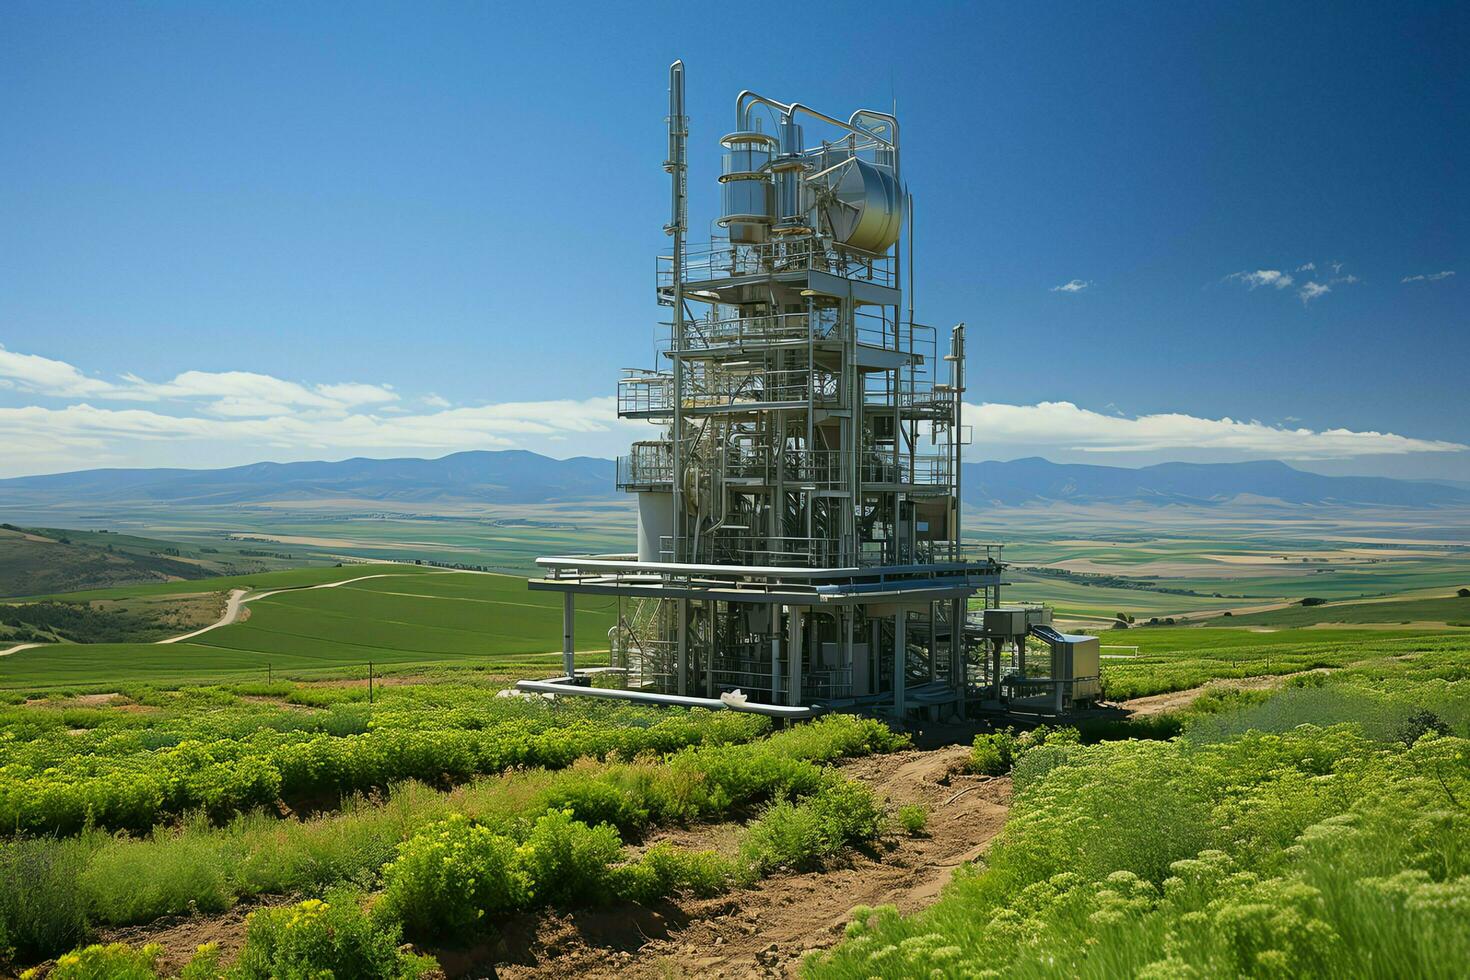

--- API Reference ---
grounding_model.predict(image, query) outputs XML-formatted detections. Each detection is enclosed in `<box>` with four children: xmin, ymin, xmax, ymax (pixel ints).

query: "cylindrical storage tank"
<box><xmin>636</xmin><ymin>491</ymin><xmax>674</xmax><ymax>562</ymax></box>
<box><xmin>718</xmin><ymin>132</ymin><xmax>776</xmax><ymax>244</ymax></box>
<box><xmin>820</xmin><ymin>158</ymin><xmax>904</xmax><ymax>253</ymax></box>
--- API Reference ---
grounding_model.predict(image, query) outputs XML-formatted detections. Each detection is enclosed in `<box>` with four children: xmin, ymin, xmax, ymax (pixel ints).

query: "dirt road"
<box><xmin>494</xmin><ymin>745</ymin><xmax>1010</xmax><ymax>979</ymax></box>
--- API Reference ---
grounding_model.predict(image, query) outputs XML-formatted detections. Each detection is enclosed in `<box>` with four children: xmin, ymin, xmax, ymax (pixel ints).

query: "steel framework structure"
<box><xmin>522</xmin><ymin>61</ymin><xmax>1004</xmax><ymax>718</ymax></box>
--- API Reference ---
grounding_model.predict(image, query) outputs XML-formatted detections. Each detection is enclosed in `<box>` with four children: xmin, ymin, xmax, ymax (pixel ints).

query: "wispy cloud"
<box><xmin>2</xmin><ymin>345</ymin><xmax>1463</xmax><ymax>478</ymax></box>
<box><xmin>1296</xmin><ymin>262</ymin><xmax>1316</xmax><ymax>272</ymax></box>
<box><xmin>0</xmin><ymin>344</ymin><xmax>645</xmax><ymax>477</ymax></box>
<box><xmin>0</xmin><ymin>345</ymin><xmax>400</xmax><ymax>418</ymax></box>
<box><xmin>1401</xmin><ymin>270</ymin><xmax>1455</xmax><ymax>283</ymax></box>
<box><xmin>1298</xmin><ymin>281</ymin><xmax>1332</xmax><ymax>304</ymax></box>
<box><xmin>964</xmin><ymin>401</ymin><xmax>1468</xmax><ymax>460</ymax></box>
<box><xmin>1050</xmin><ymin>279</ymin><xmax>1092</xmax><ymax>293</ymax></box>
<box><xmin>1224</xmin><ymin>269</ymin><xmax>1294</xmax><ymax>290</ymax></box>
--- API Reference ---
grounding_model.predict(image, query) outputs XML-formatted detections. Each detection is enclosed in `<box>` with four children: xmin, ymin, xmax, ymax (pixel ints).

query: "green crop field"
<box><xmin>1211</xmin><ymin>593</ymin><xmax>1470</xmax><ymax>628</ymax></box>
<box><xmin>0</xmin><ymin>566</ymin><xmax>618</xmax><ymax>691</ymax></box>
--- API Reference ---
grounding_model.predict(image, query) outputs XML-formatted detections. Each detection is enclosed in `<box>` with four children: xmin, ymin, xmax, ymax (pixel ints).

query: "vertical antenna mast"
<box><xmin>666</xmin><ymin>60</ymin><xmax>687</xmax><ymax>562</ymax></box>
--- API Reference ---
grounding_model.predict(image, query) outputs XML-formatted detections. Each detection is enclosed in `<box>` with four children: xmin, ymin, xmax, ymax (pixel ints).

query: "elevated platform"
<box><xmin>529</xmin><ymin>554</ymin><xmax>1001</xmax><ymax>606</ymax></box>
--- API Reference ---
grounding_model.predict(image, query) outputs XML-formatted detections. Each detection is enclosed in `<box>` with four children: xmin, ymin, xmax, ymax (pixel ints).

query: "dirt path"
<box><xmin>158</xmin><ymin>588</ymin><xmax>250</xmax><ymax>644</ymax></box>
<box><xmin>0</xmin><ymin>641</ymin><xmax>44</xmax><ymax>657</ymax></box>
<box><xmin>153</xmin><ymin>572</ymin><xmax>441</xmax><ymax>645</ymax></box>
<box><xmin>494</xmin><ymin>745</ymin><xmax>1010</xmax><ymax>979</ymax></box>
<box><xmin>1119</xmin><ymin>673</ymin><xmax>1301</xmax><ymax>716</ymax></box>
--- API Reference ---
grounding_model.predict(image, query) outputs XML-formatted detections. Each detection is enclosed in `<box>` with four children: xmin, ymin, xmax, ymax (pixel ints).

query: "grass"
<box><xmin>809</xmin><ymin>645</ymin><xmax>1470</xmax><ymax>979</ymax></box>
<box><xmin>0</xmin><ymin>567</ymin><xmax>617</xmax><ymax>690</ymax></box>
<box><xmin>0</xmin><ymin>712</ymin><xmax>903</xmax><ymax>972</ymax></box>
<box><xmin>1211</xmin><ymin>593</ymin><xmax>1470</xmax><ymax>628</ymax></box>
<box><xmin>1093</xmin><ymin>626</ymin><xmax>1458</xmax><ymax>699</ymax></box>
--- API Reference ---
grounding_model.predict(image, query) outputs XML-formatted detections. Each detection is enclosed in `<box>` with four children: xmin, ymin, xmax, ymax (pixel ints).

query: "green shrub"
<box><xmin>514</xmin><ymin>808</ymin><xmax>623</xmax><ymax>908</ymax></box>
<box><xmin>378</xmin><ymin>814</ymin><xmax>530</xmax><ymax>938</ymax></box>
<box><xmin>740</xmin><ymin>775</ymin><xmax>882</xmax><ymax>874</ymax></box>
<box><xmin>35</xmin><ymin>942</ymin><xmax>161</xmax><ymax>980</ymax></box>
<box><xmin>970</xmin><ymin>728</ymin><xmax>1018</xmax><ymax>775</ymax></box>
<box><xmin>896</xmin><ymin>804</ymin><xmax>928</xmax><ymax>835</ymax></box>
<box><xmin>0</xmin><ymin>837</ymin><xmax>92</xmax><ymax>962</ymax></box>
<box><xmin>233</xmin><ymin>892</ymin><xmax>431</xmax><ymax>979</ymax></box>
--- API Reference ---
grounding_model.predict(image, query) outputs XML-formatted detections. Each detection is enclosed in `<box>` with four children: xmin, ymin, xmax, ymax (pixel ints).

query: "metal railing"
<box><xmin>618</xmin><ymin>365</ymin><xmax>841</xmax><ymax>417</ymax></box>
<box><xmin>658</xmin><ymin>235</ymin><xmax>896</xmax><ymax>291</ymax></box>
<box><xmin>655</xmin><ymin>309</ymin><xmax>904</xmax><ymax>356</ymax></box>
<box><xmin>616</xmin><ymin>441</ymin><xmax>674</xmax><ymax>489</ymax></box>
<box><xmin>860</xmin><ymin>453</ymin><xmax>953</xmax><ymax>486</ymax></box>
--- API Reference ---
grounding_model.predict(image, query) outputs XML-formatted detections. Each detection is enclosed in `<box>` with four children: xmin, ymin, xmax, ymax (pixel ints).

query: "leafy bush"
<box><xmin>0</xmin><ymin>837</ymin><xmax>91</xmax><ymax>962</ymax></box>
<box><xmin>233</xmin><ymin>892</ymin><xmax>432</xmax><ymax>980</ymax></box>
<box><xmin>896</xmin><ymin>804</ymin><xmax>928</xmax><ymax>835</ymax></box>
<box><xmin>740</xmin><ymin>774</ymin><xmax>881</xmax><ymax>874</ymax></box>
<box><xmin>514</xmin><ymin>808</ymin><xmax>623</xmax><ymax>907</ymax></box>
<box><xmin>31</xmin><ymin>942</ymin><xmax>162</xmax><ymax>980</ymax></box>
<box><xmin>378</xmin><ymin>814</ymin><xmax>531</xmax><ymax>938</ymax></box>
<box><xmin>810</xmin><ymin>699</ymin><xmax>1470</xmax><ymax>979</ymax></box>
<box><xmin>970</xmin><ymin>728</ymin><xmax>1018</xmax><ymax>775</ymax></box>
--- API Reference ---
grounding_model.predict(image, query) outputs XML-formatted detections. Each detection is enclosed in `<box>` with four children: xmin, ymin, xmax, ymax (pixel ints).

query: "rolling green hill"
<box><xmin>0</xmin><ymin>565</ymin><xmax>618</xmax><ymax>690</ymax></box>
<box><xmin>0</xmin><ymin>524</ymin><xmax>312</xmax><ymax>598</ymax></box>
<box><xmin>1212</xmin><ymin>593</ymin><xmax>1470</xmax><ymax>628</ymax></box>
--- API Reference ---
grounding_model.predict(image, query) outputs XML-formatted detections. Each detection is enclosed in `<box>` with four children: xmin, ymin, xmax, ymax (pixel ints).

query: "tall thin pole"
<box><xmin>667</xmin><ymin>60</ymin><xmax>687</xmax><ymax>562</ymax></box>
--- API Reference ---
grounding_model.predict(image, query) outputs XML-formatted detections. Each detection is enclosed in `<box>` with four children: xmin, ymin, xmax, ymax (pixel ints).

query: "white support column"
<box><xmin>562</xmin><ymin>592</ymin><xmax>575</xmax><ymax>680</ymax></box>
<box><xmin>928</xmin><ymin>601</ymin><xmax>938</xmax><ymax>682</ymax></box>
<box><xmin>952</xmin><ymin>598</ymin><xmax>966</xmax><ymax>697</ymax></box>
<box><xmin>843</xmin><ymin>608</ymin><xmax>856</xmax><ymax>696</ymax></box>
<box><xmin>788</xmin><ymin>605</ymin><xmax>804</xmax><ymax>707</ymax></box>
<box><xmin>771</xmin><ymin>605</ymin><xmax>783</xmax><ymax>703</ymax></box>
<box><xmin>893</xmin><ymin>610</ymin><xmax>906</xmax><ymax>719</ymax></box>
<box><xmin>870</xmin><ymin>618</ymin><xmax>880</xmax><ymax>695</ymax></box>
<box><xmin>676</xmin><ymin>599</ymin><xmax>690</xmax><ymax>696</ymax></box>
<box><xmin>705</xmin><ymin>600</ymin><xmax>716</xmax><ymax>697</ymax></box>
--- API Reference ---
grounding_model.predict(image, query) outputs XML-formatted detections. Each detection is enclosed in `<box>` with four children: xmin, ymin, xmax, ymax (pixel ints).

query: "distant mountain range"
<box><xmin>0</xmin><ymin>451</ymin><xmax>1466</xmax><ymax>510</ymax></box>
<box><xmin>962</xmin><ymin>457</ymin><xmax>1470</xmax><ymax>507</ymax></box>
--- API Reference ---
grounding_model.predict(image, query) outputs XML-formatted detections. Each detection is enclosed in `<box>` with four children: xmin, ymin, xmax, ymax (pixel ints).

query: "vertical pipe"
<box><xmin>668</xmin><ymin>61</ymin><xmax>687</xmax><ymax>564</ymax></box>
<box><xmin>787</xmin><ymin>605</ymin><xmax>803</xmax><ymax>706</ymax></box>
<box><xmin>952</xmin><ymin>323</ymin><xmax>965</xmax><ymax>560</ymax></box>
<box><xmin>771</xmin><ymin>606</ymin><xmax>782</xmax><ymax>702</ymax></box>
<box><xmin>893</xmin><ymin>610</ymin><xmax>906</xmax><ymax>719</ymax></box>
<box><xmin>562</xmin><ymin>592</ymin><xmax>575</xmax><ymax>680</ymax></box>
<box><xmin>676</xmin><ymin>598</ymin><xmax>689</xmax><ymax>695</ymax></box>
<box><xmin>843</xmin><ymin>607</ymin><xmax>855</xmax><ymax>696</ymax></box>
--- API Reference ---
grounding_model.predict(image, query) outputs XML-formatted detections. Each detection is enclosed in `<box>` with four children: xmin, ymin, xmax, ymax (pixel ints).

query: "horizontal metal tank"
<box><xmin>821</xmin><ymin>157</ymin><xmax>904</xmax><ymax>253</ymax></box>
<box><xmin>718</xmin><ymin>131</ymin><xmax>775</xmax><ymax>244</ymax></box>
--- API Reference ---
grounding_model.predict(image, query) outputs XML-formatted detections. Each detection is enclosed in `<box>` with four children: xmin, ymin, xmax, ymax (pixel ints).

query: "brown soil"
<box><xmin>486</xmin><ymin>745</ymin><xmax>1011</xmax><ymax>980</ymax></box>
<box><xmin>93</xmin><ymin>896</ymin><xmax>294</xmax><ymax>976</ymax></box>
<box><xmin>16</xmin><ymin>743</ymin><xmax>1009</xmax><ymax>979</ymax></box>
<box><xmin>1119</xmin><ymin>672</ymin><xmax>1310</xmax><ymax>716</ymax></box>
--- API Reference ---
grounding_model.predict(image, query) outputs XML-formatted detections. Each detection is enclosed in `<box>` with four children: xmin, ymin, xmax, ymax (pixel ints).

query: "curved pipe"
<box><xmin>514</xmin><ymin>678</ymin><xmax>823</xmax><ymax>718</ymax></box>
<box><xmin>735</xmin><ymin>91</ymin><xmax>892</xmax><ymax>146</ymax></box>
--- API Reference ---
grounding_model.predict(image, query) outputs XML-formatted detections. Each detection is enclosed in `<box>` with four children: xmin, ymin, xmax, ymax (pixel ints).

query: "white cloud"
<box><xmin>963</xmin><ymin>401</ymin><xmax>1467</xmax><ymax>460</ymax></box>
<box><xmin>1298</xmin><ymin>281</ymin><xmax>1331</xmax><ymax>304</ymax></box>
<box><xmin>1402</xmin><ymin>270</ymin><xmax>1455</xmax><ymax>283</ymax></box>
<box><xmin>1297</xmin><ymin>262</ymin><xmax>1316</xmax><ymax>272</ymax></box>
<box><xmin>0</xmin><ymin>344</ymin><xmax>119</xmax><ymax>398</ymax></box>
<box><xmin>1225</xmin><ymin>269</ymin><xmax>1294</xmax><ymax>290</ymax></box>
<box><xmin>1050</xmin><ymin>279</ymin><xmax>1092</xmax><ymax>293</ymax></box>
<box><xmin>1</xmin><ymin>344</ymin><xmax>1463</xmax><ymax>478</ymax></box>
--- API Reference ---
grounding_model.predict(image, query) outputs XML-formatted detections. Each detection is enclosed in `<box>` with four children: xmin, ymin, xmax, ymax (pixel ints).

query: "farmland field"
<box><xmin>1</xmin><ymin>504</ymin><xmax>1466</xmax><ymax>978</ymax></box>
<box><xmin>0</xmin><ymin>566</ymin><xmax>617</xmax><ymax>691</ymax></box>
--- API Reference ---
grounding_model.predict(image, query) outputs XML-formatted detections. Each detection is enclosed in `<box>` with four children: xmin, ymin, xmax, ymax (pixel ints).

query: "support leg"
<box><xmin>788</xmin><ymin>606</ymin><xmax>803</xmax><ymax>706</ymax></box>
<box><xmin>676</xmin><ymin>599</ymin><xmax>689</xmax><ymax>696</ymax></box>
<box><xmin>894</xmin><ymin>610</ymin><xmax>907</xmax><ymax>719</ymax></box>
<box><xmin>562</xmin><ymin>592</ymin><xmax>575</xmax><ymax>681</ymax></box>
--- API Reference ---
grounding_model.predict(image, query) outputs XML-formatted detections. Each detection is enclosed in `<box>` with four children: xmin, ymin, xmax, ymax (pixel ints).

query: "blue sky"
<box><xmin>0</xmin><ymin>1</ymin><xmax>1465</xmax><ymax>480</ymax></box>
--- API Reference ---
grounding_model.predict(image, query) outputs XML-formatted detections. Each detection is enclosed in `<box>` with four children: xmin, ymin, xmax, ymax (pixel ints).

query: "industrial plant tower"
<box><xmin>520</xmin><ymin>61</ymin><xmax>1035</xmax><ymax>720</ymax></box>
